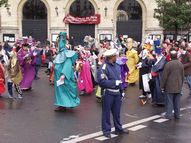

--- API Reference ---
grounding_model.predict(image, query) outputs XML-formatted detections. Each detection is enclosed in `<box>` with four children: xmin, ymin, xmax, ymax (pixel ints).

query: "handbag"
<box><xmin>142</xmin><ymin>73</ymin><xmax>151</xmax><ymax>92</ymax></box>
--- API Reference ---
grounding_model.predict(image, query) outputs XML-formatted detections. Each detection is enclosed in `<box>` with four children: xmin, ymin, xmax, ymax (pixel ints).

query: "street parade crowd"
<box><xmin>0</xmin><ymin>32</ymin><xmax>191</xmax><ymax>138</ymax></box>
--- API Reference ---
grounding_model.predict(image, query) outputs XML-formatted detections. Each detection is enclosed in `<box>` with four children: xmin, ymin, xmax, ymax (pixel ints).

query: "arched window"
<box><xmin>70</xmin><ymin>0</ymin><xmax>95</xmax><ymax>17</ymax></box>
<box><xmin>23</xmin><ymin>0</ymin><xmax>47</xmax><ymax>19</ymax></box>
<box><xmin>117</xmin><ymin>0</ymin><xmax>142</xmax><ymax>20</ymax></box>
<box><xmin>117</xmin><ymin>10</ymin><xmax>128</xmax><ymax>21</ymax></box>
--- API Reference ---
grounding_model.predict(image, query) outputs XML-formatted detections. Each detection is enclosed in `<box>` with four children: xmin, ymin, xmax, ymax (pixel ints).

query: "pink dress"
<box><xmin>77</xmin><ymin>60</ymin><xmax>93</xmax><ymax>94</ymax></box>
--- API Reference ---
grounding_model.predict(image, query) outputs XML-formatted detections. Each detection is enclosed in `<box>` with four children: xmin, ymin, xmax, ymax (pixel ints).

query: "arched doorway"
<box><xmin>69</xmin><ymin>0</ymin><xmax>95</xmax><ymax>46</ymax></box>
<box><xmin>117</xmin><ymin>0</ymin><xmax>142</xmax><ymax>42</ymax></box>
<box><xmin>22</xmin><ymin>0</ymin><xmax>47</xmax><ymax>42</ymax></box>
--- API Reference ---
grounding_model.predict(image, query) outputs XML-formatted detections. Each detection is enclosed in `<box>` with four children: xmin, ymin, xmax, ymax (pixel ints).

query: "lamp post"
<box><xmin>104</xmin><ymin>7</ymin><xmax>108</xmax><ymax>17</ymax></box>
<box><xmin>6</xmin><ymin>6</ymin><xmax>11</xmax><ymax>16</ymax></box>
<box><xmin>55</xmin><ymin>6</ymin><xmax>58</xmax><ymax>16</ymax></box>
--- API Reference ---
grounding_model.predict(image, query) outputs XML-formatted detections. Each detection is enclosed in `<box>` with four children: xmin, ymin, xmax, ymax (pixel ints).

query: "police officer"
<box><xmin>97</xmin><ymin>48</ymin><xmax>129</xmax><ymax>138</ymax></box>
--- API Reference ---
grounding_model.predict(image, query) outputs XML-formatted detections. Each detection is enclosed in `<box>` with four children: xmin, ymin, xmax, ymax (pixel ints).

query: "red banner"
<box><xmin>63</xmin><ymin>14</ymin><xmax>100</xmax><ymax>24</ymax></box>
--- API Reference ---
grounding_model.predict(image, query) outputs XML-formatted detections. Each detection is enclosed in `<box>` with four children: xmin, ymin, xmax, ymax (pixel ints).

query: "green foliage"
<box><xmin>154</xmin><ymin>0</ymin><xmax>191</xmax><ymax>32</ymax></box>
<box><xmin>0</xmin><ymin>0</ymin><xmax>8</xmax><ymax>7</ymax></box>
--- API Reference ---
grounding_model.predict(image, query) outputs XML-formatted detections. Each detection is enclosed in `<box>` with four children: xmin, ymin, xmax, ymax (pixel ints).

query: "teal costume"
<box><xmin>54</xmin><ymin>32</ymin><xmax>80</xmax><ymax>108</ymax></box>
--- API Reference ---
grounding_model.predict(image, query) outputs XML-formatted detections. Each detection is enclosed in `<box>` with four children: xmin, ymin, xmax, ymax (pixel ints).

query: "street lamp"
<box><xmin>104</xmin><ymin>7</ymin><xmax>108</xmax><ymax>17</ymax></box>
<box><xmin>6</xmin><ymin>6</ymin><xmax>11</xmax><ymax>16</ymax></box>
<box><xmin>55</xmin><ymin>6</ymin><xmax>58</xmax><ymax>16</ymax></box>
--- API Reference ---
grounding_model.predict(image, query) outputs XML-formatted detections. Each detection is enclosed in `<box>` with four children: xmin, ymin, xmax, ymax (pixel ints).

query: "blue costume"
<box><xmin>53</xmin><ymin>32</ymin><xmax>80</xmax><ymax>108</ymax></box>
<box><xmin>97</xmin><ymin>60</ymin><xmax>124</xmax><ymax>136</ymax></box>
<box><xmin>149</xmin><ymin>40</ymin><xmax>166</xmax><ymax>105</ymax></box>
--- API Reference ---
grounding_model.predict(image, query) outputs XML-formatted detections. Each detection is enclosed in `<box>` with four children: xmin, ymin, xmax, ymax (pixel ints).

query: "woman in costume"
<box><xmin>17</xmin><ymin>43</ymin><xmax>35</xmax><ymax>90</ymax></box>
<box><xmin>117</xmin><ymin>52</ymin><xmax>129</xmax><ymax>90</ymax></box>
<box><xmin>149</xmin><ymin>40</ymin><xmax>166</xmax><ymax>106</ymax></box>
<box><xmin>126</xmin><ymin>38</ymin><xmax>139</xmax><ymax>86</ymax></box>
<box><xmin>7</xmin><ymin>51</ymin><xmax>23</xmax><ymax>99</ymax></box>
<box><xmin>137</xmin><ymin>48</ymin><xmax>152</xmax><ymax>99</ymax></box>
<box><xmin>54</xmin><ymin>32</ymin><xmax>80</xmax><ymax>111</ymax></box>
<box><xmin>76</xmin><ymin>46</ymin><xmax>93</xmax><ymax>95</ymax></box>
<box><xmin>0</xmin><ymin>55</ymin><xmax>5</xmax><ymax>96</ymax></box>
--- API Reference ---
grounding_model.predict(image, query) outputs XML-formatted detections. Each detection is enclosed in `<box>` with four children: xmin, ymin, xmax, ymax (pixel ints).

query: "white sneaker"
<box><xmin>7</xmin><ymin>94</ymin><xmax>13</xmax><ymax>99</ymax></box>
<box><xmin>139</xmin><ymin>95</ymin><xmax>147</xmax><ymax>99</ymax></box>
<box><xmin>147</xmin><ymin>94</ymin><xmax>152</xmax><ymax>99</ymax></box>
<box><xmin>17</xmin><ymin>94</ymin><xmax>23</xmax><ymax>99</ymax></box>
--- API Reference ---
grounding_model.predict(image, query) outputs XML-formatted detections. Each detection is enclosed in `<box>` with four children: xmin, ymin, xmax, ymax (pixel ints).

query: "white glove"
<box><xmin>23</xmin><ymin>54</ymin><xmax>29</xmax><ymax>59</ymax></box>
<box><xmin>136</xmin><ymin>62</ymin><xmax>142</xmax><ymax>69</ymax></box>
<box><xmin>116</xmin><ymin>80</ymin><xmax>122</xmax><ymax>86</ymax></box>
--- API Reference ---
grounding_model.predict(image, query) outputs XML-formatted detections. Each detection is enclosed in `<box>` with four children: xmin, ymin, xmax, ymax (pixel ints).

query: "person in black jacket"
<box><xmin>137</xmin><ymin>49</ymin><xmax>152</xmax><ymax>99</ymax></box>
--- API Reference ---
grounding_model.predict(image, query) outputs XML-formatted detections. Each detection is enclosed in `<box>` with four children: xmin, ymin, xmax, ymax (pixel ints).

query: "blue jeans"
<box><xmin>186</xmin><ymin>75</ymin><xmax>191</xmax><ymax>93</ymax></box>
<box><xmin>165</xmin><ymin>93</ymin><xmax>181</xmax><ymax>119</ymax></box>
<box><xmin>35</xmin><ymin>65</ymin><xmax>41</xmax><ymax>78</ymax></box>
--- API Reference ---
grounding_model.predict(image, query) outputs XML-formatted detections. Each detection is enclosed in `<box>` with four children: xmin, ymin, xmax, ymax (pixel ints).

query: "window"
<box><xmin>117</xmin><ymin>0</ymin><xmax>142</xmax><ymax>20</ymax></box>
<box><xmin>70</xmin><ymin>0</ymin><xmax>95</xmax><ymax>17</ymax></box>
<box><xmin>23</xmin><ymin>0</ymin><xmax>47</xmax><ymax>20</ymax></box>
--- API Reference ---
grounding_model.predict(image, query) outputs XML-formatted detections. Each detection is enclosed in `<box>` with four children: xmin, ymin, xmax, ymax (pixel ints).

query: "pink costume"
<box><xmin>77</xmin><ymin>51</ymin><xmax>93</xmax><ymax>94</ymax></box>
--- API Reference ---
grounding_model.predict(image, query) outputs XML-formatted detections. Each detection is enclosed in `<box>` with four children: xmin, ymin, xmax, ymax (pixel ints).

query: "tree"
<box><xmin>0</xmin><ymin>0</ymin><xmax>8</xmax><ymax>7</ymax></box>
<box><xmin>154</xmin><ymin>0</ymin><xmax>191</xmax><ymax>39</ymax></box>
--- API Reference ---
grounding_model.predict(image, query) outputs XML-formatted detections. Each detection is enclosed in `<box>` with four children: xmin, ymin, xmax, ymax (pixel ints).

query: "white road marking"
<box><xmin>128</xmin><ymin>125</ymin><xmax>147</xmax><ymax>131</ymax></box>
<box><xmin>62</xmin><ymin>138</ymin><xmax>70</xmax><ymax>141</ymax></box>
<box><xmin>154</xmin><ymin>118</ymin><xmax>169</xmax><ymax>123</ymax></box>
<box><xmin>95</xmin><ymin>136</ymin><xmax>109</xmax><ymax>141</ymax></box>
<box><xmin>61</xmin><ymin>106</ymin><xmax>191</xmax><ymax>143</ymax></box>
<box><xmin>95</xmin><ymin>134</ymin><xmax>117</xmax><ymax>141</ymax></box>
<box><xmin>160</xmin><ymin>106</ymin><xmax>191</xmax><ymax>116</ymax></box>
<box><xmin>61</xmin><ymin>115</ymin><xmax>160</xmax><ymax>143</ymax></box>
<box><xmin>124</xmin><ymin>113</ymin><xmax>138</xmax><ymax>118</ymax></box>
<box><xmin>69</xmin><ymin>135</ymin><xmax>80</xmax><ymax>139</ymax></box>
<box><xmin>122</xmin><ymin>115</ymin><xmax>161</xmax><ymax>129</ymax></box>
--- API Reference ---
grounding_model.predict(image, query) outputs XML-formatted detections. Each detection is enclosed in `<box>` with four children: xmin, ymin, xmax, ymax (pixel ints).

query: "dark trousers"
<box><xmin>165</xmin><ymin>93</ymin><xmax>181</xmax><ymax>119</ymax></box>
<box><xmin>8</xmin><ymin>82</ymin><xmax>13</xmax><ymax>96</ymax></box>
<box><xmin>102</xmin><ymin>92</ymin><xmax>123</xmax><ymax>134</ymax></box>
<box><xmin>35</xmin><ymin>65</ymin><xmax>41</xmax><ymax>78</ymax></box>
<box><xmin>186</xmin><ymin>75</ymin><xmax>191</xmax><ymax>94</ymax></box>
<box><xmin>7</xmin><ymin>82</ymin><xmax>22</xmax><ymax>96</ymax></box>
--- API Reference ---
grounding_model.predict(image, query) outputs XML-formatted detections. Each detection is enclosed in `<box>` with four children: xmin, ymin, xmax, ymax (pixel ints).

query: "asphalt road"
<box><xmin>0</xmin><ymin>68</ymin><xmax>191</xmax><ymax>143</ymax></box>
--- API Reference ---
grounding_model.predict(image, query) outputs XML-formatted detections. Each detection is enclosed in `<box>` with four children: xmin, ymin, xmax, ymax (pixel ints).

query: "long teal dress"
<box><xmin>53</xmin><ymin>32</ymin><xmax>80</xmax><ymax>108</ymax></box>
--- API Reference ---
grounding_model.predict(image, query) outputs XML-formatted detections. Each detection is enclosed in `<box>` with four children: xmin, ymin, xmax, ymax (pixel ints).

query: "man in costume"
<box><xmin>7</xmin><ymin>51</ymin><xmax>23</xmax><ymax>99</ymax></box>
<box><xmin>54</xmin><ymin>32</ymin><xmax>80</xmax><ymax>111</ymax></box>
<box><xmin>126</xmin><ymin>38</ymin><xmax>139</xmax><ymax>86</ymax></box>
<box><xmin>97</xmin><ymin>48</ymin><xmax>129</xmax><ymax>138</ymax></box>
<box><xmin>17</xmin><ymin>43</ymin><xmax>35</xmax><ymax>90</ymax></box>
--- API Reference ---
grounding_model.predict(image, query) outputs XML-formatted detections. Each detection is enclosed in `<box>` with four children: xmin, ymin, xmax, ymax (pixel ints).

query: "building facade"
<box><xmin>0</xmin><ymin>0</ymin><xmax>163</xmax><ymax>44</ymax></box>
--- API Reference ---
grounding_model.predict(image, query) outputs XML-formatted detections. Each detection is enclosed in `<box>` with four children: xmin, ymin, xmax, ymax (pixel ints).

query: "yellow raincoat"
<box><xmin>126</xmin><ymin>49</ymin><xmax>139</xmax><ymax>83</ymax></box>
<box><xmin>8</xmin><ymin>51</ymin><xmax>23</xmax><ymax>85</ymax></box>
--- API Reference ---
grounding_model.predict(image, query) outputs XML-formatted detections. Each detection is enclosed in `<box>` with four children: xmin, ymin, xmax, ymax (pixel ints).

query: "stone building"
<box><xmin>0</xmin><ymin>0</ymin><xmax>163</xmax><ymax>45</ymax></box>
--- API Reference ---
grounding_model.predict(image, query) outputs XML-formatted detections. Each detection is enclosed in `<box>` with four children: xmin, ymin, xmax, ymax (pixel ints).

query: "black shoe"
<box><xmin>35</xmin><ymin>77</ymin><xmax>40</xmax><ymax>80</ymax></box>
<box><xmin>129</xmin><ymin>83</ymin><xmax>136</xmax><ymax>86</ymax></box>
<box><xmin>161</xmin><ymin>114</ymin><xmax>172</xmax><ymax>120</ymax></box>
<box><xmin>174</xmin><ymin>115</ymin><xmax>180</xmax><ymax>120</ymax></box>
<box><xmin>103</xmin><ymin>133</ymin><xmax>111</xmax><ymax>138</ymax></box>
<box><xmin>114</xmin><ymin>130</ymin><xmax>129</xmax><ymax>135</ymax></box>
